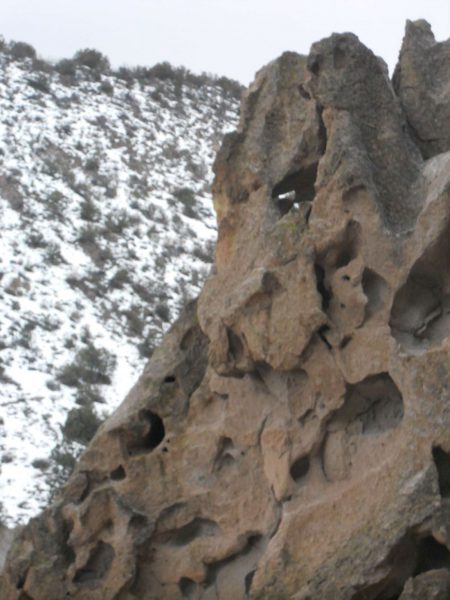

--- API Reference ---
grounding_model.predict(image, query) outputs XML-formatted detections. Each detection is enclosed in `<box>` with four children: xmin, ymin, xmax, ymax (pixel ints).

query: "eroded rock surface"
<box><xmin>394</xmin><ymin>19</ymin><xmax>450</xmax><ymax>159</ymax></box>
<box><xmin>2</xmin><ymin>21</ymin><xmax>450</xmax><ymax>600</ymax></box>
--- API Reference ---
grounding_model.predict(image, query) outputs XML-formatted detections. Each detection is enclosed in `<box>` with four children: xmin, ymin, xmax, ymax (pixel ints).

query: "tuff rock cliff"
<box><xmin>2</xmin><ymin>19</ymin><xmax>450</xmax><ymax>600</ymax></box>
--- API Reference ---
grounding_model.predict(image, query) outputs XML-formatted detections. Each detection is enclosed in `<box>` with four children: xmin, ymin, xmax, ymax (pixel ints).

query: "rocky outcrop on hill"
<box><xmin>1</xmin><ymin>20</ymin><xmax>450</xmax><ymax>600</ymax></box>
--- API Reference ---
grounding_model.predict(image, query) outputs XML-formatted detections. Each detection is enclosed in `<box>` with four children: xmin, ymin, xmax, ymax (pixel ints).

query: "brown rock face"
<box><xmin>393</xmin><ymin>20</ymin><xmax>450</xmax><ymax>159</ymax></box>
<box><xmin>2</xmin><ymin>21</ymin><xmax>450</xmax><ymax>600</ymax></box>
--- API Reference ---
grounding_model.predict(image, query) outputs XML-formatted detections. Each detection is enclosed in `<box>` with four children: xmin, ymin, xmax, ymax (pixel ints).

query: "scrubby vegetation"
<box><xmin>0</xmin><ymin>33</ymin><xmax>240</xmax><ymax>523</ymax></box>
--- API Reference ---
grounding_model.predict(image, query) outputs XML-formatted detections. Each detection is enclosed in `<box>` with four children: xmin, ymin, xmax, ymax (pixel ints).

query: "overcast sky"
<box><xmin>2</xmin><ymin>0</ymin><xmax>449</xmax><ymax>83</ymax></box>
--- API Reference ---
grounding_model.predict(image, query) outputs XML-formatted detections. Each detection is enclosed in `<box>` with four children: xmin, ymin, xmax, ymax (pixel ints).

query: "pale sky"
<box><xmin>2</xmin><ymin>0</ymin><xmax>449</xmax><ymax>83</ymax></box>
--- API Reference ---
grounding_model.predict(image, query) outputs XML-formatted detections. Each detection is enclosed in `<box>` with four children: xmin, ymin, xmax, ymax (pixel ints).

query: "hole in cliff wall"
<box><xmin>125</xmin><ymin>410</ymin><xmax>165</xmax><ymax>456</ymax></box>
<box><xmin>272</xmin><ymin>163</ymin><xmax>318</xmax><ymax>217</ymax></box>
<box><xmin>433</xmin><ymin>447</ymin><xmax>450</xmax><ymax>497</ymax></box>
<box><xmin>290</xmin><ymin>455</ymin><xmax>310</xmax><ymax>483</ymax></box>
<box><xmin>351</xmin><ymin>531</ymin><xmax>450</xmax><ymax>600</ymax></box>
<box><xmin>328</xmin><ymin>221</ymin><xmax>361</xmax><ymax>270</ymax></box>
<box><xmin>214</xmin><ymin>436</ymin><xmax>236</xmax><ymax>472</ymax></box>
<box><xmin>362</xmin><ymin>269</ymin><xmax>389</xmax><ymax>321</ymax></box>
<box><xmin>73</xmin><ymin>541</ymin><xmax>115</xmax><ymax>585</ymax></box>
<box><xmin>390</xmin><ymin>222</ymin><xmax>450</xmax><ymax>351</ymax></box>
<box><xmin>204</xmin><ymin>534</ymin><xmax>263</xmax><ymax>589</ymax></box>
<box><xmin>414</xmin><ymin>536</ymin><xmax>450</xmax><ymax>575</ymax></box>
<box><xmin>317</xmin><ymin>325</ymin><xmax>333</xmax><ymax>350</ymax></box>
<box><xmin>245</xmin><ymin>570</ymin><xmax>256</xmax><ymax>595</ymax></box>
<box><xmin>315</xmin><ymin>264</ymin><xmax>331</xmax><ymax>311</ymax></box>
<box><xmin>110</xmin><ymin>465</ymin><xmax>126</xmax><ymax>481</ymax></box>
<box><xmin>129</xmin><ymin>514</ymin><xmax>148</xmax><ymax>536</ymax></box>
<box><xmin>226</xmin><ymin>327</ymin><xmax>246</xmax><ymax>371</ymax></box>
<box><xmin>340</xmin><ymin>335</ymin><xmax>352</xmax><ymax>349</ymax></box>
<box><xmin>342</xmin><ymin>374</ymin><xmax>404</xmax><ymax>435</ymax></box>
<box><xmin>156</xmin><ymin>518</ymin><xmax>221</xmax><ymax>547</ymax></box>
<box><xmin>179</xmin><ymin>577</ymin><xmax>198</xmax><ymax>599</ymax></box>
<box><xmin>322</xmin><ymin>374</ymin><xmax>403</xmax><ymax>483</ymax></box>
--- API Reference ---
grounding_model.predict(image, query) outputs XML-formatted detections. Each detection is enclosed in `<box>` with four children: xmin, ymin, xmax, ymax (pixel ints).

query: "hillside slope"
<box><xmin>0</xmin><ymin>40</ymin><xmax>240</xmax><ymax>524</ymax></box>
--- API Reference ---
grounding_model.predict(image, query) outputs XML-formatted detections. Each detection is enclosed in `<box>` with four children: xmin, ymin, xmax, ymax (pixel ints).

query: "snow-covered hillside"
<box><xmin>0</xmin><ymin>41</ymin><xmax>240</xmax><ymax>525</ymax></box>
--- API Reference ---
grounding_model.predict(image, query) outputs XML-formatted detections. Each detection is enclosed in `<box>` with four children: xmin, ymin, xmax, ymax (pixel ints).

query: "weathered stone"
<box><xmin>2</xmin><ymin>21</ymin><xmax>450</xmax><ymax>600</ymax></box>
<box><xmin>394</xmin><ymin>19</ymin><xmax>450</xmax><ymax>159</ymax></box>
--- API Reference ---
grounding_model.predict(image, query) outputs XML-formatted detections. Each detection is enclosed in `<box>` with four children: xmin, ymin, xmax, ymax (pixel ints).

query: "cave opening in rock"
<box><xmin>414</xmin><ymin>536</ymin><xmax>450</xmax><ymax>575</ymax></box>
<box><xmin>73</xmin><ymin>541</ymin><xmax>115</xmax><ymax>584</ymax></box>
<box><xmin>290</xmin><ymin>454</ymin><xmax>310</xmax><ymax>483</ymax></box>
<box><xmin>390</xmin><ymin>221</ymin><xmax>450</xmax><ymax>350</ymax></box>
<box><xmin>179</xmin><ymin>577</ymin><xmax>197</xmax><ymax>599</ymax></box>
<box><xmin>362</xmin><ymin>268</ymin><xmax>388</xmax><ymax>321</ymax></box>
<box><xmin>110</xmin><ymin>465</ymin><xmax>126</xmax><ymax>481</ymax></box>
<box><xmin>272</xmin><ymin>163</ymin><xmax>318</xmax><ymax>217</ymax></box>
<box><xmin>432</xmin><ymin>446</ymin><xmax>450</xmax><ymax>497</ymax></box>
<box><xmin>314</xmin><ymin>264</ymin><xmax>331</xmax><ymax>310</ymax></box>
<box><xmin>125</xmin><ymin>410</ymin><xmax>165</xmax><ymax>456</ymax></box>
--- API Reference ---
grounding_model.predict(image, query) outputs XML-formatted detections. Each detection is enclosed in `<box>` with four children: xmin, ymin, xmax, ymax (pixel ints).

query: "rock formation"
<box><xmin>1</xmin><ymin>19</ymin><xmax>450</xmax><ymax>600</ymax></box>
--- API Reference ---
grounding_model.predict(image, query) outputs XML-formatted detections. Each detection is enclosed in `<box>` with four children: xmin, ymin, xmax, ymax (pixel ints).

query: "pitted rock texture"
<box><xmin>2</xmin><ymin>21</ymin><xmax>450</xmax><ymax>600</ymax></box>
<box><xmin>393</xmin><ymin>19</ymin><xmax>450</xmax><ymax>159</ymax></box>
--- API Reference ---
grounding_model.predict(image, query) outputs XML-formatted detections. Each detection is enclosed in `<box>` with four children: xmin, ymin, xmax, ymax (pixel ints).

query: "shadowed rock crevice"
<box><xmin>154</xmin><ymin>518</ymin><xmax>221</xmax><ymax>547</ymax></box>
<box><xmin>362</xmin><ymin>268</ymin><xmax>389</xmax><ymax>321</ymax></box>
<box><xmin>122</xmin><ymin>410</ymin><xmax>165</xmax><ymax>457</ymax></box>
<box><xmin>351</xmin><ymin>533</ymin><xmax>450</xmax><ymax>600</ymax></box>
<box><xmin>179</xmin><ymin>577</ymin><xmax>198</xmax><ymax>599</ymax></box>
<box><xmin>203</xmin><ymin>534</ymin><xmax>263</xmax><ymax>594</ymax></box>
<box><xmin>289</xmin><ymin>454</ymin><xmax>310</xmax><ymax>483</ymax></box>
<box><xmin>432</xmin><ymin>447</ymin><xmax>450</xmax><ymax>498</ymax></box>
<box><xmin>73</xmin><ymin>541</ymin><xmax>115</xmax><ymax>585</ymax></box>
<box><xmin>322</xmin><ymin>374</ymin><xmax>403</xmax><ymax>482</ymax></box>
<box><xmin>390</xmin><ymin>220</ymin><xmax>450</xmax><ymax>351</ymax></box>
<box><xmin>110</xmin><ymin>465</ymin><xmax>126</xmax><ymax>481</ymax></box>
<box><xmin>213</xmin><ymin>436</ymin><xmax>237</xmax><ymax>472</ymax></box>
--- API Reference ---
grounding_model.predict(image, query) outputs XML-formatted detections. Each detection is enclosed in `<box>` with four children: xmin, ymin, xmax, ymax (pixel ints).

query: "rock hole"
<box><xmin>340</xmin><ymin>335</ymin><xmax>352</xmax><ymax>349</ymax></box>
<box><xmin>390</xmin><ymin>221</ymin><xmax>450</xmax><ymax>350</ymax></box>
<box><xmin>322</xmin><ymin>374</ymin><xmax>403</xmax><ymax>482</ymax></box>
<box><xmin>432</xmin><ymin>446</ymin><xmax>450</xmax><ymax>497</ymax></box>
<box><xmin>308</xmin><ymin>53</ymin><xmax>322</xmax><ymax>75</ymax></box>
<box><xmin>129</xmin><ymin>514</ymin><xmax>148</xmax><ymax>533</ymax></box>
<box><xmin>214</xmin><ymin>436</ymin><xmax>236</xmax><ymax>472</ymax></box>
<box><xmin>262</xmin><ymin>271</ymin><xmax>281</xmax><ymax>294</ymax></box>
<box><xmin>180</xmin><ymin>327</ymin><xmax>195</xmax><ymax>351</ymax></box>
<box><xmin>157</xmin><ymin>517</ymin><xmax>221</xmax><ymax>547</ymax></box>
<box><xmin>298</xmin><ymin>83</ymin><xmax>311</xmax><ymax>99</ymax></box>
<box><xmin>204</xmin><ymin>534</ymin><xmax>262</xmax><ymax>588</ymax></box>
<box><xmin>314</xmin><ymin>264</ymin><xmax>331</xmax><ymax>310</ymax></box>
<box><xmin>16</xmin><ymin>573</ymin><xmax>26</xmax><ymax>590</ymax></box>
<box><xmin>179</xmin><ymin>577</ymin><xmax>197</xmax><ymax>599</ymax></box>
<box><xmin>318</xmin><ymin>325</ymin><xmax>332</xmax><ymax>350</ymax></box>
<box><xmin>163</xmin><ymin>375</ymin><xmax>176</xmax><ymax>384</ymax></box>
<box><xmin>110</xmin><ymin>465</ymin><xmax>126</xmax><ymax>481</ymax></box>
<box><xmin>73</xmin><ymin>541</ymin><xmax>115</xmax><ymax>584</ymax></box>
<box><xmin>344</xmin><ymin>374</ymin><xmax>404</xmax><ymax>435</ymax></box>
<box><xmin>272</xmin><ymin>163</ymin><xmax>318</xmax><ymax>217</ymax></box>
<box><xmin>362</xmin><ymin>268</ymin><xmax>388</xmax><ymax>321</ymax></box>
<box><xmin>245</xmin><ymin>570</ymin><xmax>256</xmax><ymax>595</ymax></box>
<box><xmin>324</xmin><ymin>221</ymin><xmax>361</xmax><ymax>270</ymax></box>
<box><xmin>414</xmin><ymin>536</ymin><xmax>450</xmax><ymax>575</ymax></box>
<box><xmin>290</xmin><ymin>455</ymin><xmax>310</xmax><ymax>483</ymax></box>
<box><xmin>227</xmin><ymin>328</ymin><xmax>244</xmax><ymax>363</ymax></box>
<box><xmin>125</xmin><ymin>410</ymin><xmax>165</xmax><ymax>456</ymax></box>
